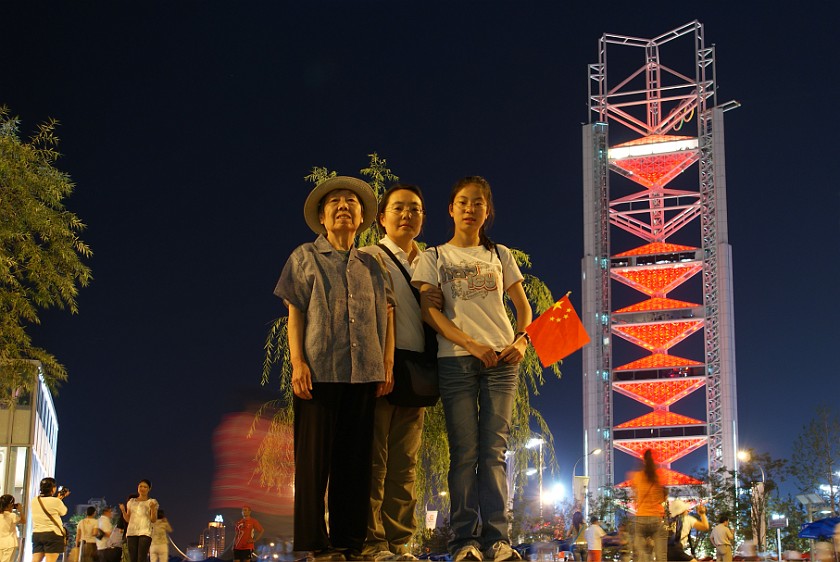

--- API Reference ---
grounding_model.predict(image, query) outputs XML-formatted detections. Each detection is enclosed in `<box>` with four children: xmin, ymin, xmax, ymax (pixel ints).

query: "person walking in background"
<box><xmin>360</xmin><ymin>184</ymin><xmax>441</xmax><ymax>562</ymax></box>
<box><xmin>149</xmin><ymin>509</ymin><xmax>172</xmax><ymax>562</ymax></box>
<box><xmin>710</xmin><ymin>514</ymin><xmax>733</xmax><ymax>562</ymax></box>
<box><xmin>275</xmin><ymin>176</ymin><xmax>395</xmax><ymax>561</ymax></box>
<box><xmin>413</xmin><ymin>176</ymin><xmax>532</xmax><ymax>562</ymax></box>
<box><xmin>584</xmin><ymin>516</ymin><xmax>606</xmax><ymax>562</ymax></box>
<box><xmin>102</xmin><ymin>501</ymin><xmax>127</xmax><ymax>562</ymax></box>
<box><xmin>77</xmin><ymin>507</ymin><xmax>99</xmax><ymax>562</ymax></box>
<box><xmin>567</xmin><ymin>512</ymin><xmax>586</xmax><ymax>562</ymax></box>
<box><xmin>666</xmin><ymin>500</ymin><xmax>709</xmax><ymax>562</ymax></box>
<box><xmin>233</xmin><ymin>506</ymin><xmax>263</xmax><ymax>562</ymax></box>
<box><xmin>31</xmin><ymin>477</ymin><xmax>70</xmax><ymax>562</ymax></box>
<box><xmin>628</xmin><ymin>450</ymin><xmax>667</xmax><ymax>562</ymax></box>
<box><xmin>120</xmin><ymin>480</ymin><xmax>158</xmax><ymax>562</ymax></box>
<box><xmin>0</xmin><ymin>494</ymin><xmax>24</xmax><ymax>562</ymax></box>
<box><xmin>96</xmin><ymin>506</ymin><xmax>120</xmax><ymax>562</ymax></box>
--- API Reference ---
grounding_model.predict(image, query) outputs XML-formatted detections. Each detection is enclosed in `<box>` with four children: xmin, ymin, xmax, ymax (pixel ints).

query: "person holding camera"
<box><xmin>32</xmin><ymin>477</ymin><xmax>69</xmax><ymax>562</ymax></box>
<box><xmin>0</xmin><ymin>494</ymin><xmax>25</xmax><ymax>562</ymax></box>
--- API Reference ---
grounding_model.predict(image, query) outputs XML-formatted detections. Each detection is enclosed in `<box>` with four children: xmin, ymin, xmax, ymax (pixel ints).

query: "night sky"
<box><xmin>2</xmin><ymin>1</ymin><xmax>837</xmax><ymax>549</ymax></box>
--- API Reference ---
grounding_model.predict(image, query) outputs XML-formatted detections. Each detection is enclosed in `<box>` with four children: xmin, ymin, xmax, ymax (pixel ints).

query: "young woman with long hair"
<box><xmin>413</xmin><ymin>176</ymin><xmax>531</xmax><ymax>562</ymax></box>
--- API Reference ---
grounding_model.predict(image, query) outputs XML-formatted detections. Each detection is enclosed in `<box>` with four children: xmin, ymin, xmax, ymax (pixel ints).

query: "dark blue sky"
<box><xmin>3</xmin><ymin>1</ymin><xmax>837</xmax><ymax>547</ymax></box>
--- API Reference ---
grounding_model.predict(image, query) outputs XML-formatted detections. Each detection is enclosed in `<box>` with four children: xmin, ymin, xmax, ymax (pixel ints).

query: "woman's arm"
<box><xmin>119</xmin><ymin>502</ymin><xmax>130</xmax><ymax>522</ymax></box>
<box><xmin>498</xmin><ymin>281</ymin><xmax>533</xmax><ymax>364</ymax></box>
<box><xmin>287</xmin><ymin>303</ymin><xmax>313</xmax><ymax>400</ymax></box>
<box><xmin>692</xmin><ymin>504</ymin><xmax>710</xmax><ymax>532</ymax></box>
<box><xmin>149</xmin><ymin>500</ymin><xmax>158</xmax><ymax>523</ymax></box>
<box><xmin>377</xmin><ymin>305</ymin><xmax>395</xmax><ymax>397</ymax></box>
<box><xmin>416</xmin><ymin>282</ymin><xmax>498</xmax><ymax>367</ymax></box>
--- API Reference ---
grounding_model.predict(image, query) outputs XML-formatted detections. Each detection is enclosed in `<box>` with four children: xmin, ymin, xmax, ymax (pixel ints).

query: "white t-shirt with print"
<box><xmin>412</xmin><ymin>243</ymin><xmax>523</xmax><ymax>357</ymax></box>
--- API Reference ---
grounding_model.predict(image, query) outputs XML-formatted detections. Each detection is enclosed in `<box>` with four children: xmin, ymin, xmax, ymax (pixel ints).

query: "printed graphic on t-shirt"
<box><xmin>440</xmin><ymin>259</ymin><xmax>499</xmax><ymax>301</ymax></box>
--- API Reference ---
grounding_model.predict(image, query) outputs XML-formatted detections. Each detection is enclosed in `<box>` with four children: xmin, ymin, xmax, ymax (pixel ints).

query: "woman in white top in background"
<box><xmin>31</xmin><ymin>477</ymin><xmax>69</xmax><ymax>562</ymax></box>
<box><xmin>149</xmin><ymin>509</ymin><xmax>173</xmax><ymax>562</ymax></box>
<box><xmin>119</xmin><ymin>480</ymin><xmax>158</xmax><ymax>562</ymax></box>
<box><xmin>0</xmin><ymin>494</ymin><xmax>25</xmax><ymax>562</ymax></box>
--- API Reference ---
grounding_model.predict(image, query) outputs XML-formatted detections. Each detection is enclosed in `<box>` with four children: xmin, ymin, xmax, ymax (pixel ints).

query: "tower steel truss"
<box><xmin>581</xmin><ymin>21</ymin><xmax>739</xmax><ymax>503</ymax></box>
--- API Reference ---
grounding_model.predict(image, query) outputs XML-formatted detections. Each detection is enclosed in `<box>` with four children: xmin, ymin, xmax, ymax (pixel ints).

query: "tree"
<box><xmin>686</xmin><ymin>452</ymin><xmax>787</xmax><ymax>556</ymax></box>
<box><xmin>0</xmin><ymin>106</ymin><xmax>92</xmax><ymax>402</ymax></box>
<box><xmin>788</xmin><ymin>406</ymin><xmax>840</xmax><ymax>516</ymax></box>
<box><xmin>257</xmin><ymin>153</ymin><xmax>566</xmax><ymax>542</ymax></box>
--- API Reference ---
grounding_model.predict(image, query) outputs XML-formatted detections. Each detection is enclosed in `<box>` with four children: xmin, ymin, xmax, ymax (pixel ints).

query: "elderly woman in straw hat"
<box><xmin>274</xmin><ymin>176</ymin><xmax>395</xmax><ymax>561</ymax></box>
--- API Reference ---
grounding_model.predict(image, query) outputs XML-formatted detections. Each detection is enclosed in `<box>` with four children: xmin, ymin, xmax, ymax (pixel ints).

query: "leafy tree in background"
<box><xmin>685</xmin><ymin>452</ymin><xmax>787</xmax><ymax>556</ymax></box>
<box><xmin>257</xmin><ymin>153</ymin><xmax>565</xmax><ymax>538</ymax></box>
<box><xmin>788</xmin><ymin>406</ymin><xmax>839</xmax><ymax>516</ymax></box>
<box><xmin>0</xmin><ymin>106</ymin><xmax>92</xmax><ymax>403</ymax></box>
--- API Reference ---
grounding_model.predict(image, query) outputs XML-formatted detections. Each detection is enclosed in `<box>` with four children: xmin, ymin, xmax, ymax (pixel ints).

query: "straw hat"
<box><xmin>302</xmin><ymin>176</ymin><xmax>377</xmax><ymax>235</ymax></box>
<box><xmin>670</xmin><ymin>499</ymin><xmax>690</xmax><ymax>515</ymax></box>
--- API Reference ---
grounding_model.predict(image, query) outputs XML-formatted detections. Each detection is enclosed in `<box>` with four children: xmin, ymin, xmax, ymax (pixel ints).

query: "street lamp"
<box><xmin>527</xmin><ymin>437</ymin><xmax>545</xmax><ymax>524</ymax></box>
<box><xmin>738</xmin><ymin>450</ymin><xmax>767</xmax><ymax>551</ymax></box>
<box><xmin>572</xmin><ymin>448</ymin><xmax>602</xmax><ymax>518</ymax></box>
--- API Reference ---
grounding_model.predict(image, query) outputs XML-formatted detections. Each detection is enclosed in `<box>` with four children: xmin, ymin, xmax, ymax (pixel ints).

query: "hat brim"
<box><xmin>670</xmin><ymin>500</ymin><xmax>690</xmax><ymax>515</ymax></box>
<box><xmin>302</xmin><ymin>176</ymin><xmax>378</xmax><ymax>235</ymax></box>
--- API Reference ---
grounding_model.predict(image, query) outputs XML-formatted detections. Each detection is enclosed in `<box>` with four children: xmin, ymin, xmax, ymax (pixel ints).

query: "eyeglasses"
<box><xmin>453</xmin><ymin>200</ymin><xmax>486</xmax><ymax>210</ymax></box>
<box><xmin>385</xmin><ymin>205</ymin><xmax>425</xmax><ymax>216</ymax></box>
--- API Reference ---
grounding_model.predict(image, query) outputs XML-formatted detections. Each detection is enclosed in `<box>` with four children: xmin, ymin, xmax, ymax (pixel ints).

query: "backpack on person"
<box><xmin>665</xmin><ymin>507</ymin><xmax>696</xmax><ymax>557</ymax></box>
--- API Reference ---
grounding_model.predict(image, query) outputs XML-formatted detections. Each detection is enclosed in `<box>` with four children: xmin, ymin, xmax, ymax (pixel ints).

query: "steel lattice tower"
<box><xmin>581</xmin><ymin>21</ymin><xmax>739</xmax><ymax>503</ymax></box>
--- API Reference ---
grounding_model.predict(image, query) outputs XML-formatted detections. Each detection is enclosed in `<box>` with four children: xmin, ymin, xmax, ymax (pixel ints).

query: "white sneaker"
<box><xmin>373</xmin><ymin>552</ymin><xmax>396</xmax><ymax>562</ymax></box>
<box><xmin>453</xmin><ymin>545</ymin><xmax>483</xmax><ymax>562</ymax></box>
<box><xmin>485</xmin><ymin>542</ymin><xmax>521</xmax><ymax>562</ymax></box>
<box><xmin>395</xmin><ymin>555</ymin><xmax>417</xmax><ymax>561</ymax></box>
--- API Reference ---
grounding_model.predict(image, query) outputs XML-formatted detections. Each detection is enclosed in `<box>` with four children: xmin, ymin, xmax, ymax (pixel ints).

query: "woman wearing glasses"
<box><xmin>360</xmin><ymin>184</ymin><xmax>441</xmax><ymax>561</ymax></box>
<box><xmin>412</xmin><ymin>176</ymin><xmax>531</xmax><ymax>562</ymax></box>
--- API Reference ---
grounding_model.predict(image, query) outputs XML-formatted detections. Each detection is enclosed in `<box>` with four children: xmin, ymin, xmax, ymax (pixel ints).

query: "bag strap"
<box><xmin>37</xmin><ymin>497</ymin><xmax>67</xmax><ymax>538</ymax></box>
<box><xmin>377</xmin><ymin>243</ymin><xmax>421</xmax><ymax>305</ymax></box>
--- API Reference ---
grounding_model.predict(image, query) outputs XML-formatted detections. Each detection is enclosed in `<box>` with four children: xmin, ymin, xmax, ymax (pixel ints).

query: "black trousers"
<box><xmin>293</xmin><ymin>382</ymin><xmax>377</xmax><ymax>552</ymax></box>
<box><xmin>126</xmin><ymin>536</ymin><xmax>151</xmax><ymax>562</ymax></box>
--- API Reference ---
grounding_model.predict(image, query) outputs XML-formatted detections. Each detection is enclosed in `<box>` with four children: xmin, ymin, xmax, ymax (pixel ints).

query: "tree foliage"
<box><xmin>0</xmin><ymin>106</ymin><xmax>91</xmax><ymax>402</ymax></box>
<box><xmin>682</xmin><ymin>452</ymin><xmax>789</xmax><ymax>555</ymax></box>
<box><xmin>257</xmin><ymin>154</ymin><xmax>566</xmax><ymax>535</ymax></box>
<box><xmin>788</xmin><ymin>406</ymin><xmax>839</xmax><ymax>516</ymax></box>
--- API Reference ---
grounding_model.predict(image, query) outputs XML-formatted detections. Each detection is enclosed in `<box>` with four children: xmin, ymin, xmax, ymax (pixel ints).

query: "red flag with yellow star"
<box><xmin>525</xmin><ymin>292</ymin><xmax>590</xmax><ymax>367</ymax></box>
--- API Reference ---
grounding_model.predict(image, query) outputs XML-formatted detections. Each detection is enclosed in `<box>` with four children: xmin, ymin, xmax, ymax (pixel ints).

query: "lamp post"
<box><xmin>527</xmin><ymin>437</ymin><xmax>545</xmax><ymax>525</ymax></box>
<box><xmin>738</xmin><ymin>450</ymin><xmax>767</xmax><ymax>552</ymax></box>
<box><xmin>572</xmin><ymin>448</ymin><xmax>602</xmax><ymax>518</ymax></box>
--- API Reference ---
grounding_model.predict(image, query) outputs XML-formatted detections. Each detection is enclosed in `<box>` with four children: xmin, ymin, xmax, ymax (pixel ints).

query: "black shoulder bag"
<box><xmin>377</xmin><ymin>243</ymin><xmax>439</xmax><ymax>407</ymax></box>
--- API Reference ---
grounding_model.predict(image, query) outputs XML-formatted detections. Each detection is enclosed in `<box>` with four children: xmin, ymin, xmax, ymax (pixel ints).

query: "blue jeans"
<box><xmin>438</xmin><ymin>356</ymin><xmax>518</xmax><ymax>552</ymax></box>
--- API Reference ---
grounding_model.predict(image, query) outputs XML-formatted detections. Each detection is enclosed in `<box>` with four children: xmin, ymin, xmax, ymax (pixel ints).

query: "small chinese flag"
<box><xmin>525</xmin><ymin>292</ymin><xmax>590</xmax><ymax>367</ymax></box>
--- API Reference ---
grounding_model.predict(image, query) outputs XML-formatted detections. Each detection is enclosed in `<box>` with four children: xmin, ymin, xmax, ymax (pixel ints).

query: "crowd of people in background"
<box><xmin>0</xmin><ymin>478</ymin><xmax>174</xmax><ymax>562</ymax></box>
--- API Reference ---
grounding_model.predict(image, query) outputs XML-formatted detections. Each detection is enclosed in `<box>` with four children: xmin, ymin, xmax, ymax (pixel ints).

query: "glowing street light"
<box><xmin>572</xmin><ymin>448</ymin><xmax>602</xmax><ymax>518</ymax></box>
<box><xmin>527</xmin><ymin>437</ymin><xmax>546</xmax><ymax>523</ymax></box>
<box><xmin>738</xmin><ymin>450</ymin><xmax>767</xmax><ymax>551</ymax></box>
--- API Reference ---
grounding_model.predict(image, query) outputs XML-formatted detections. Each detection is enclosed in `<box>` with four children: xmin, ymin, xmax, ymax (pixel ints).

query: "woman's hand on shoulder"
<box><xmin>464</xmin><ymin>340</ymin><xmax>498</xmax><ymax>368</ymax></box>
<box><xmin>291</xmin><ymin>358</ymin><xmax>313</xmax><ymax>400</ymax></box>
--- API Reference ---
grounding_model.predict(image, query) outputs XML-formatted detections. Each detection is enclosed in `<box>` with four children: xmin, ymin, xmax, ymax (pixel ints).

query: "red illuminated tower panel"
<box><xmin>581</xmin><ymin>21</ymin><xmax>739</xmax><ymax>506</ymax></box>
